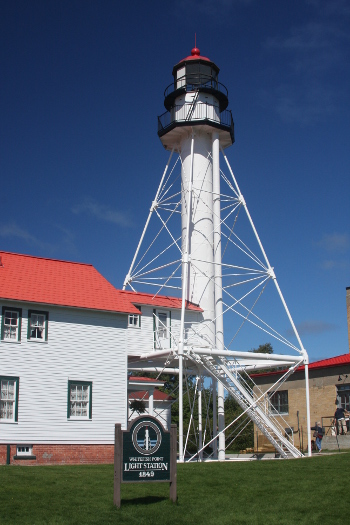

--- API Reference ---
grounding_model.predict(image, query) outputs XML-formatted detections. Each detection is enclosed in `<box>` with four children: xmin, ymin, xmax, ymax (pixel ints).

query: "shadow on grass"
<box><xmin>121</xmin><ymin>495</ymin><xmax>169</xmax><ymax>506</ymax></box>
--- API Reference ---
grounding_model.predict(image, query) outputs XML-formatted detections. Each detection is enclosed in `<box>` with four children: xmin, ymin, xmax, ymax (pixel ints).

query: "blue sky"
<box><xmin>1</xmin><ymin>0</ymin><xmax>349</xmax><ymax>362</ymax></box>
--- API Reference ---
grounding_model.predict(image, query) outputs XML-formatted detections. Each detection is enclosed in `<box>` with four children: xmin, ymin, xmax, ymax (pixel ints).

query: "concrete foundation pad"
<box><xmin>322</xmin><ymin>435</ymin><xmax>350</xmax><ymax>450</ymax></box>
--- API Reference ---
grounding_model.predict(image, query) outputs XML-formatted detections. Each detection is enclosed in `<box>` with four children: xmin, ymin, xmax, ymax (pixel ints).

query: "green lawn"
<box><xmin>1</xmin><ymin>453</ymin><xmax>348</xmax><ymax>524</ymax></box>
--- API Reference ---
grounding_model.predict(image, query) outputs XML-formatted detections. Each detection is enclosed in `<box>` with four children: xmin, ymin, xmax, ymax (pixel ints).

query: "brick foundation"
<box><xmin>0</xmin><ymin>444</ymin><xmax>114</xmax><ymax>466</ymax></box>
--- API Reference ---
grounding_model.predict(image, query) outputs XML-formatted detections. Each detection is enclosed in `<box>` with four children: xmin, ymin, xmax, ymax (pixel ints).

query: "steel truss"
<box><xmin>124</xmin><ymin>146</ymin><xmax>312</xmax><ymax>460</ymax></box>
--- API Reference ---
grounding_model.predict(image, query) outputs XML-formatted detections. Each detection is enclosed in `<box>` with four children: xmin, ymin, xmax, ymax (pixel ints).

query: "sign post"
<box><xmin>114</xmin><ymin>417</ymin><xmax>177</xmax><ymax>508</ymax></box>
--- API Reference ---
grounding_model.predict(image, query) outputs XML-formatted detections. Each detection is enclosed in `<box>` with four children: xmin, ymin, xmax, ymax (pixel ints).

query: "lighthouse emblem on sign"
<box><xmin>132</xmin><ymin>419</ymin><xmax>162</xmax><ymax>455</ymax></box>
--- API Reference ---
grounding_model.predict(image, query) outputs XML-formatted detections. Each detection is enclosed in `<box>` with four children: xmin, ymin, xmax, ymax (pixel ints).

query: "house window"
<box><xmin>269</xmin><ymin>390</ymin><xmax>288</xmax><ymax>415</ymax></box>
<box><xmin>337</xmin><ymin>384</ymin><xmax>350</xmax><ymax>411</ymax></box>
<box><xmin>128</xmin><ymin>314</ymin><xmax>140</xmax><ymax>328</ymax></box>
<box><xmin>154</xmin><ymin>310</ymin><xmax>171</xmax><ymax>349</ymax></box>
<box><xmin>14</xmin><ymin>444</ymin><xmax>36</xmax><ymax>460</ymax></box>
<box><xmin>0</xmin><ymin>377</ymin><xmax>19</xmax><ymax>422</ymax></box>
<box><xmin>68</xmin><ymin>381</ymin><xmax>92</xmax><ymax>419</ymax></box>
<box><xmin>28</xmin><ymin>310</ymin><xmax>48</xmax><ymax>341</ymax></box>
<box><xmin>16</xmin><ymin>445</ymin><xmax>33</xmax><ymax>456</ymax></box>
<box><xmin>1</xmin><ymin>307</ymin><xmax>22</xmax><ymax>342</ymax></box>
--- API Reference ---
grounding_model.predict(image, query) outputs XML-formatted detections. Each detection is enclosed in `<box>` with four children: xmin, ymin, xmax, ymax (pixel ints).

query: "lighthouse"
<box><xmin>157</xmin><ymin>46</ymin><xmax>234</xmax><ymax>460</ymax></box>
<box><xmin>125</xmin><ymin>46</ymin><xmax>312</xmax><ymax>461</ymax></box>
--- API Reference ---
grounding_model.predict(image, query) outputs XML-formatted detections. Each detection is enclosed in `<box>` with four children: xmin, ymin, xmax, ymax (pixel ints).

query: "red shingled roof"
<box><xmin>251</xmin><ymin>353</ymin><xmax>350</xmax><ymax>378</ymax></box>
<box><xmin>0</xmin><ymin>251</ymin><xmax>202</xmax><ymax>314</ymax></box>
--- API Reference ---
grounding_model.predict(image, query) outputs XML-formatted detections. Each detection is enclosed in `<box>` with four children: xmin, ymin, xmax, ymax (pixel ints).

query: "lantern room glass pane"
<box><xmin>176</xmin><ymin>66</ymin><xmax>185</xmax><ymax>88</ymax></box>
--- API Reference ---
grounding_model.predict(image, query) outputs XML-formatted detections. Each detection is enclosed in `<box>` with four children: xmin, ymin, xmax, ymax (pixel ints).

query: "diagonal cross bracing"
<box><xmin>125</xmin><ymin>144</ymin><xmax>311</xmax><ymax>458</ymax></box>
<box><xmin>186</xmin><ymin>351</ymin><xmax>303</xmax><ymax>459</ymax></box>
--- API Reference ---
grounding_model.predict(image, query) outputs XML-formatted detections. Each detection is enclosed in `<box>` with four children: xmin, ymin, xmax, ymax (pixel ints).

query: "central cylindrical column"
<box><xmin>181</xmin><ymin>129</ymin><xmax>215</xmax><ymax>348</ymax></box>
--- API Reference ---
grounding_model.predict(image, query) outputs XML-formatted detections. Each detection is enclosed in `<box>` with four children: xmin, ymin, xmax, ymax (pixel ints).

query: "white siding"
<box><xmin>0</xmin><ymin>302</ymin><xmax>128</xmax><ymax>444</ymax></box>
<box><xmin>126</xmin><ymin>305</ymin><xmax>203</xmax><ymax>356</ymax></box>
<box><xmin>128</xmin><ymin>401</ymin><xmax>172</xmax><ymax>430</ymax></box>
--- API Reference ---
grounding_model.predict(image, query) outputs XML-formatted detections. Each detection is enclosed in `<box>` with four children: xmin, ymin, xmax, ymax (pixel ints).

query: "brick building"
<box><xmin>252</xmin><ymin>353</ymin><xmax>350</xmax><ymax>452</ymax></box>
<box><xmin>252</xmin><ymin>286</ymin><xmax>350</xmax><ymax>452</ymax></box>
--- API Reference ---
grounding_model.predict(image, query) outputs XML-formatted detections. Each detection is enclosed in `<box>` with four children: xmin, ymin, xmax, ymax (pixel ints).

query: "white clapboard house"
<box><xmin>128</xmin><ymin>376</ymin><xmax>174</xmax><ymax>430</ymax></box>
<box><xmin>0</xmin><ymin>251</ymin><xmax>202</xmax><ymax>464</ymax></box>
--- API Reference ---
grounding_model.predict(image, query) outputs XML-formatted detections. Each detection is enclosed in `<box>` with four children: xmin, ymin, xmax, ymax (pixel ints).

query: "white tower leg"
<box><xmin>212</xmin><ymin>378</ymin><xmax>218</xmax><ymax>459</ymax></box>
<box><xmin>178</xmin><ymin>134</ymin><xmax>195</xmax><ymax>463</ymax></box>
<box><xmin>179</xmin><ymin>354</ymin><xmax>184</xmax><ymax>462</ymax></box>
<box><xmin>213</xmin><ymin>131</ymin><xmax>225</xmax><ymax>460</ymax></box>
<box><xmin>198</xmin><ymin>374</ymin><xmax>203</xmax><ymax>461</ymax></box>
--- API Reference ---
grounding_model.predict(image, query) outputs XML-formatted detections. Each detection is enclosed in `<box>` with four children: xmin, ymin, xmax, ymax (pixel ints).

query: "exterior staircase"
<box><xmin>187</xmin><ymin>351</ymin><xmax>304</xmax><ymax>459</ymax></box>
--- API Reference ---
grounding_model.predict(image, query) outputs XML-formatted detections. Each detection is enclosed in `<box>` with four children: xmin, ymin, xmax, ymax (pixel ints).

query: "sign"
<box><xmin>123</xmin><ymin>417</ymin><xmax>171</xmax><ymax>482</ymax></box>
<box><xmin>114</xmin><ymin>416</ymin><xmax>177</xmax><ymax>507</ymax></box>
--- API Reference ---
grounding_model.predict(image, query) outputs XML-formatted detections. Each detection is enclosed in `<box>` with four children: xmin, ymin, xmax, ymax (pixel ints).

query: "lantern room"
<box><xmin>163</xmin><ymin>47</ymin><xmax>229</xmax><ymax>113</ymax></box>
<box><xmin>158</xmin><ymin>47</ymin><xmax>234</xmax><ymax>151</ymax></box>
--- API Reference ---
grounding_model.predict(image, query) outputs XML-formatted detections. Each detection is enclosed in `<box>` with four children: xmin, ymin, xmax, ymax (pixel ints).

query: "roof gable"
<box><xmin>0</xmin><ymin>251</ymin><xmax>202</xmax><ymax>314</ymax></box>
<box><xmin>120</xmin><ymin>289</ymin><xmax>202</xmax><ymax>312</ymax></box>
<box><xmin>251</xmin><ymin>353</ymin><xmax>350</xmax><ymax>378</ymax></box>
<box><xmin>0</xmin><ymin>251</ymin><xmax>140</xmax><ymax>314</ymax></box>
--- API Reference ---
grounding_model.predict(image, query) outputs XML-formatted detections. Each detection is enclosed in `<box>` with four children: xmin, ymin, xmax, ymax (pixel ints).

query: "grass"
<box><xmin>1</xmin><ymin>453</ymin><xmax>349</xmax><ymax>524</ymax></box>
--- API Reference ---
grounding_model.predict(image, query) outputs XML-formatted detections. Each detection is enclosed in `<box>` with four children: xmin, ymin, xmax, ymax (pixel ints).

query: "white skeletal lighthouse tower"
<box><xmin>124</xmin><ymin>47</ymin><xmax>312</xmax><ymax>461</ymax></box>
<box><xmin>160</xmin><ymin>47</ymin><xmax>232</xmax><ymax>461</ymax></box>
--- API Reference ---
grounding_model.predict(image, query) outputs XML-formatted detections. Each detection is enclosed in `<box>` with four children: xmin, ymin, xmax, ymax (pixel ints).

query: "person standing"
<box><xmin>334</xmin><ymin>405</ymin><xmax>349</xmax><ymax>435</ymax></box>
<box><xmin>311</xmin><ymin>422</ymin><xmax>324</xmax><ymax>452</ymax></box>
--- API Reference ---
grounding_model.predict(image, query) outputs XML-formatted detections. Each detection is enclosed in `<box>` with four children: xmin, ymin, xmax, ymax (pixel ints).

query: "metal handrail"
<box><xmin>158</xmin><ymin>102</ymin><xmax>234</xmax><ymax>136</ymax></box>
<box><xmin>164</xmin><ymin>76</ymin><xmax>228</xmax><ymax>98</ymax></box>
<box><xmin>321</xmin><ymin>414</ymin><xmax>350</xmax><ymax>434</ymax></box>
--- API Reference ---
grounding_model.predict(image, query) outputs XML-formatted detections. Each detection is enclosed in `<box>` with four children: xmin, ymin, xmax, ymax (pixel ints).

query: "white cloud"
<box><xmin>0</xmin><ymin>222</ymin><xmax>77</xmax><ymax>256</ymax></box>
<box><xmin>274</xmin><ymin>83</ymin><xmax>335</xmax><ymax>124</ymax></box>
<box><xmin>72</xmin><ymin>198</ymin><xmax>132</xmax><ymax>227</ymax></box>
<box><xmin>287</xmin><ymin>320</ymin><xmax>338</xmax><ymax>336</ymax></box>
<box><xmin>0</xmin><ymin>223</ymin><xmax>49</xmax><ymax>250</ymax></box>
<box><xmin>315</xmin><ymin>233</ymin><xmax>350</xmax><ymax>253</ymax></box>
<box><xmin>320</xmin><ymin>259</ymin><xmax>350</xmax><ymax>271</ymax></box>
<box><xmin>313</xmin><ymin>233</ymin><xmax>350</xmax><ymax>271</ymax></box>
<box><xmin>263</xmin><ymin>3</ymin><xmax>350</xmax><ymax>124</ymax></box>
<box><xmin>306</xmin><ymin>0</ymin><xmax>350</xmax><ymax>17</ymax></box>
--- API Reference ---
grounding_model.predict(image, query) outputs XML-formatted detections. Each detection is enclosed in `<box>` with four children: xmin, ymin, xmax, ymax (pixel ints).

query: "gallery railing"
<box><xmin>158</xmin><ymin>102</ymin><xmax>234</xmax><ymax>143</ymax></box>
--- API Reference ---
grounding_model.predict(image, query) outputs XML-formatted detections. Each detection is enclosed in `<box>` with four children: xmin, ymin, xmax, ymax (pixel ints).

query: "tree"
<box><xmin>129</xmin><ymin>399</ymin><xmax>147</xmax><ymax>415</ymax></box>
<box><xmin>252</xmin><ymin>342</ymin><xmax>273</xmax><ymax>354</ymax></box>
<box><xmin>224</xmin><ymin>395</ymin><xmax>254</xmax><ymax>452</ymax></box>
<box><xmin>250</xmin><ymin>342</ymin><xmax>285</xmax><ymax>374</ymax></box>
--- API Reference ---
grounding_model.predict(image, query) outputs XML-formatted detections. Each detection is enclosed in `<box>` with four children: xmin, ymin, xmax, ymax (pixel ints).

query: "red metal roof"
<box><xmin>129</xmin><ymin>390</ymin><xmax>174</xmax><ymax>401</ymax></box>
<box><xmin>0</xmin><ymin>251</ymin><xmax>202</xmax><ymax>314</ymax></box>
<box><xmin>0</xmin><ymin>251</ymin><xmax>140</xmax><ymax>314</ymax></box>
<box><xmin>120</xmin><ymin>289</ymin><xmax>202</xmax><ymax>312</ymax></box>
<box><xmin>307</xmin><ymin>353</ymin><xmax>350</xmax><ymax>370</ymax></box>
<box><xmin>129</xmin><ymin>376</ymin><xmax>163</xmax><ymax>384</ymax></box>
<box><xmin>177</xmin><ymin>47</ymin><xmax>211</xmax><ymax>65</ymax></box>
<box><xmin>251</xmin><ymin>353</ymin><xmax>350</xmax><ymax>378</ymax></box>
